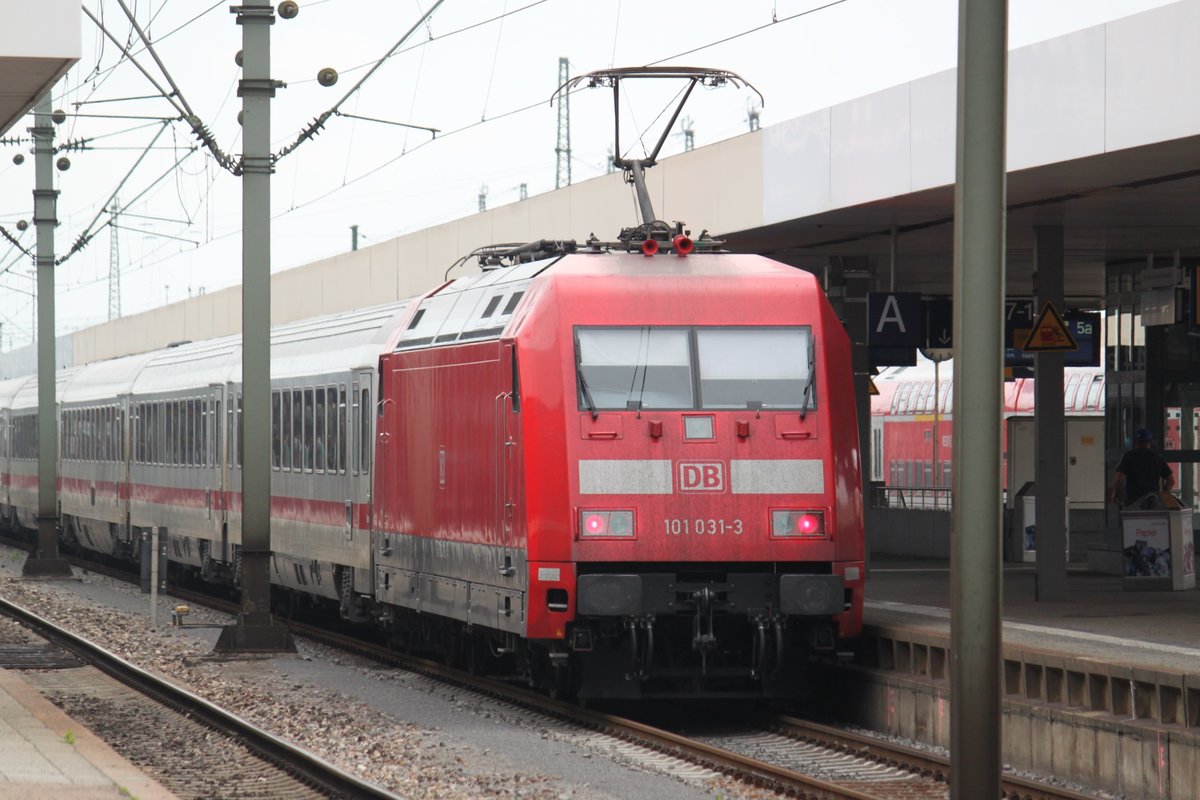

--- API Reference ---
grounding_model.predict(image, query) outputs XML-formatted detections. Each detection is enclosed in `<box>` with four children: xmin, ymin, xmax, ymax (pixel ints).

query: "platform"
<box><xmin>0</xmin><ymin>668</ymin><xmax>175</xmax><ymax>799</ymax></box>
<box><xmin>865</xmin><ymin>557</ymin><xmax>1200</xmax><ymax>675</ymax></box>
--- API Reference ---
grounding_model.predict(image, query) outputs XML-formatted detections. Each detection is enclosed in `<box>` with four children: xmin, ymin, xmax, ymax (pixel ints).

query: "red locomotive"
<box><xmin>374</xmin><ymin>243</ymin><xmax>864</xmax><ymax>697</ymax></box>
<box><xmin>0</xmin><ymin>68</ymin><xmax>864</xmax><ymax>699</ymax></box>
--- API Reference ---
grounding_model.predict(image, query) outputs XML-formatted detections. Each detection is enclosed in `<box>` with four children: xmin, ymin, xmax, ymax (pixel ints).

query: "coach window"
<box><xmin>304</xmin><ymin>388</ymin><xmax>316</xmax><ymax>472</ymax></box>
<box><xmin>575</xmin><ymin>327</ymin><xmax>693</xmax><ymax>410</ymax></box>
<box><xmin>696</xmin><ymin>327</ymin><xmax>812</xmax><ymax>410</ymax></box>
<box><xmin>351</xmin><ymin>389</ymin><xmax>360</xmax><ymax>475</ymax></box>
<box><xmin>183</xmin><ymin>401</ymin><xmax>192</xmax><ymax>466</ymax></box>
<box><xmin>314</xmin><ymin>388</ymin><xmax>327</xmax><ymax>473</ymax></box>
<box><xmin>337</xmin><ymin>386</ymin><xmax>347</xmax><ymax>474</ymax></box>
<box><xmin>281</xmin><ymin>390</ymin><xmax>293</xmax><ymax>469</ymax></box>
<box><xmin>291</xmin><ymin>390</ymin><xmax>304</xmax><ymax>472</ymax></box>
<box><xmin>229</xmin><ymin>395</ymin><xmax>236</xmax><ymax>468</ymax></box>
<box><xmin>360</xmin><ymin>388</ymin><xmax>371</xmax><ymax>473</ymax></box>
<box><xmin>206</xmin><ymin>400</ymin><xmax>213</xmax><ymax>470</ymax></box>
<box><xmin>236</xmin><ymin>395</ymin><xmax>244</xmax><ymax>467</ymax></box>
<box><xmin>271</xmin><ymin>391</ymin><xmax>281</xmax><ymax>469</ymax></box>
<box><xmin>152</xmin><ymin>402</ymin><xmax>161</xmax><ymax>464</ymax></box>
<box><xmin>165</xmin><ymin>401</ymin><xmax>174</xmax><ymax>465</ymax></box>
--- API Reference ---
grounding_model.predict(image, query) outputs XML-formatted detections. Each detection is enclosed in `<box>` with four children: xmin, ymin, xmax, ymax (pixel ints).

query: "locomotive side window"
<box><xmin>696</xmin><ymin>327</ymin><xmax>813</xmax><ymax>409</ymax></box>
<box><xmin>575</xmin><ymin>327</ymin><xmax>693</xmax><ymax>410</ymax></box>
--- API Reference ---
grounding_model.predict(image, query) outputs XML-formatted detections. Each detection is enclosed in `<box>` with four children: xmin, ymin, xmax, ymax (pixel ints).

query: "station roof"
<box><xmin>734</xmin><ymin>0</ymin><xmax>1200</xmax><ymax>298</ymax></box>
<box><xmin>0</xmin><ymin>1</ymin><xmax>80</xmax><ymax>136</ymax></box>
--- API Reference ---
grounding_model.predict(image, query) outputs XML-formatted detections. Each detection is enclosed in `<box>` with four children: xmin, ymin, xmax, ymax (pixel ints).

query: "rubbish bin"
<box><xmin>1012</xmin><ymin>482</ymin><xmax>1070</xmax><ymax>564</ymax></box>
<box><xmin>1121</xmin><ymin>493</ymin><xmax>1195</xmax><ymax>591</ymax></box>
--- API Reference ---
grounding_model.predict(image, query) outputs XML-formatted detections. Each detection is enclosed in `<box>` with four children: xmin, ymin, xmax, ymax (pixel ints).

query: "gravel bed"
<box><xmin>0</xmin><ymin>546</ymin><xmax>742</xmax><ymax>799</ymax></box>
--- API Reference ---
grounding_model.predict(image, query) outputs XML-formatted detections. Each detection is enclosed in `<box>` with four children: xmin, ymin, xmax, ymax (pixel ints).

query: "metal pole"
<box><xmin>889</xmin><ymin>226</ymin><xmax>897</xmax><ymax>292</ymax></box>
<box><xmin>934</xmin><ymin>359</ymin><xmax>941</xmax><ymax>504</ymax></box>
<box><xmin>1034</xmin><ymin>225</ymin><xmax>1067</xmax><ymax>600</ymax></box>
<box><xmin>215</xmin><ymin>0</ymin><xmax>293</xmax><ymax>652</ymax></box>
<box><xmin>150</xmin><ymin>527</ymin><xmax>159</xmax><ymax>627</ymax></box>
<box><xmin>24</xmin><ymin>93</ymin><xmax>71</xmax><ymax>578</ymax></box>
<box><xmin>951</xmin><ymin>0</ymin><xmax>1007</xmax><ymax>797</ymax></box>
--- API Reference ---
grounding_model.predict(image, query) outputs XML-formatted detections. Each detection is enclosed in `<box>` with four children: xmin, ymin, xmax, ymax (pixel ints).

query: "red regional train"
<box><xmin>869</xmin><ymin>363</ymin><xmax>1105</xmax><ymax>495</ymax></box>
<box><xmin>0</xmin><ymin>239</ymin><xmax>864</xmax><ymax>699</ymax></box>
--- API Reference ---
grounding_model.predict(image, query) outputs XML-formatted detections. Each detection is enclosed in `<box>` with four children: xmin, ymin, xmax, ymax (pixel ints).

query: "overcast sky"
<box><xmin>0</xmin><ymin>0</ymin><xmax>1178</xmax><ymax>350</ymax></box>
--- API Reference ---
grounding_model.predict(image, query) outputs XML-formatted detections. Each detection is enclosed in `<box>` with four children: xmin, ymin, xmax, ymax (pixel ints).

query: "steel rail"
<box><xmin>2</xmin><ymin>539</ymin><xmax>1098</xmax><ymax>800</ymax></box>
<box><xmin>0</xmin><ymin>594</ymin><xmax>402</xmax><ymax>800</ymax></box>
<box><xmin>769</xmin><ymin>714</ymin><xmax>1103</xmax><ymax>800</ymax></box>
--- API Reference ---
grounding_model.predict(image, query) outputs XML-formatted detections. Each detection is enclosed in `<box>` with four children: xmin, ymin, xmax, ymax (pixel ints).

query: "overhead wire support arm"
<box><xmin>82</xmin><ymin>4</ymin><xmax>237</xmax><ymax>172</ymax></box>
<box><xmin>332</xmin><ymin>111</ymin><xmax>439</xmax><ymax>138</ymax></box>
<box><xmin>273</xmin><ymin>0</ymin><xmax>446</xmax><ymax>162</ymax></box>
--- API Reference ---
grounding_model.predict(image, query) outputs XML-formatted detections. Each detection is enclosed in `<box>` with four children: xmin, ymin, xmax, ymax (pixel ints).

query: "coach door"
<box><xmin>352</xmin><ymin>371</ymin><xmax>372</xmax><ymax>542</ymax></box>
<box><xmin>207</xmin><ymin>385</ymin><xmax>224</xmax><ymax>526</ymax></box>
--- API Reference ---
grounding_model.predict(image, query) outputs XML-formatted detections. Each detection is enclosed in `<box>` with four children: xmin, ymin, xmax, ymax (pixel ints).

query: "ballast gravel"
<box><xmin>0</xmin><ymin>546</ymin><xmax>749</xmax><ymax>800</ymax></box>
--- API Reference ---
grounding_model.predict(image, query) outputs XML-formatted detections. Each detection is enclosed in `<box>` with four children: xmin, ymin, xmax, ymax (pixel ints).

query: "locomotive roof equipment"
<box><xmin>552</xmin><ymin>67</ymin><xmax>761</xmax><ymax>254</ymax></box>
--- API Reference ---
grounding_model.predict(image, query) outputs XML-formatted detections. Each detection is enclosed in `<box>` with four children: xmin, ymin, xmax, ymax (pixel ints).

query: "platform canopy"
<box><xmin>740</xmin><ymin>0</ymin><xmax>1200</xmax><ymax>299</ymax></box>
<box><xmin>0</xmin><ymin>1</ymin><xmax>80</xmax><ymax>136</ymax></box>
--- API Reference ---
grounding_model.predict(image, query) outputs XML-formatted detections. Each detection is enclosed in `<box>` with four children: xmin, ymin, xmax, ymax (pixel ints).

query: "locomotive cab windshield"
<box><xmin>574</xmin><ymin>325</ymin><xmax>815</xmax><ymax>411</ymax></box>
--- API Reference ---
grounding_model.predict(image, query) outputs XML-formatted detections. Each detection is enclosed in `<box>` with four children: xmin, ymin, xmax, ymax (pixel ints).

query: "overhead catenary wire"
<box><xmin>645</xmin><ymin>0</ymin><xmax>848</xmax><ymax>66</ymax></box>
<box><xmin>37</xmin><ymin>1</ymin><xmax>851</xmax><ymax>320</ymax></box>
<box><xmin>81</xmin><ymin>4</ymin><xmax>236</xmax><ymax>172</ymax></box>
<box><xmin>62</xmin><ymin>121</ymin><xmax>170</xmax><ymax>263</ymax></box>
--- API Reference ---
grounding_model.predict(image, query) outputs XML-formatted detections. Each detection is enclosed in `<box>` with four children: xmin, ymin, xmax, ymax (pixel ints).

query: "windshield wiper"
<box><xmin>799</xmin><ymin>334</ymin><xmax>816</xmax><ymax>421</ymax></box>
<box><xmin>575</xmin><ymin>339</ymin><xmax>599</xmax><ymax>420</ymax></box>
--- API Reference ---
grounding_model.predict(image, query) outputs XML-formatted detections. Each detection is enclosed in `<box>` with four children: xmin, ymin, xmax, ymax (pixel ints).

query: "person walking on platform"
<box><xmin>1108</xmin><ymin>427</ymin><xmax>1174</xmax><ymax>507</ymax></box>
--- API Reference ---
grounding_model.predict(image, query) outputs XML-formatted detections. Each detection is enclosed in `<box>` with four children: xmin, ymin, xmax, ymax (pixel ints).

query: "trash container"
<box><xmin>1121</xmin><ymin>492</ymin><xmax>1195</xmax><ymax>591</ymax></box>
<box><xmin>1012</xmin><ymin>482</ymin><xmax>1070</xmax><ymax>564</ymax></box>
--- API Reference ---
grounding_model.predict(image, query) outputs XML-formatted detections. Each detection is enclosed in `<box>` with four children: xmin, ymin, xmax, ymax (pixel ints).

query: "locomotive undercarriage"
<box><xmin>569</xmin><ymin>566</ymin><xmax>848</xmax><ymax>699</ymax></box>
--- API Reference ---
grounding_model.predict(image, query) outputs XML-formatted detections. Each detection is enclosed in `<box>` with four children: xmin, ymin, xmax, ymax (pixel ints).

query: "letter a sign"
<box><xmin>867</xmin><ymin>292</ymin><xmax>922</xmax><ymax>348</ymax></box>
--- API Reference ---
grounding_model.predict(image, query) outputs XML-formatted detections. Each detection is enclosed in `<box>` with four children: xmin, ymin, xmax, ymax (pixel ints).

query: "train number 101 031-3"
<box><xmin>664</xmin><ymin>518</ymin><xmax>743</xmax><ymax>535</ymax></box>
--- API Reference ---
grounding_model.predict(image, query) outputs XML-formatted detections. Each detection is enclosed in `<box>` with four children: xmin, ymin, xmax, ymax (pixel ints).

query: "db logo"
<box><xmin>678</xmin><ymin>461</ymin><xmax>725</xmax><ymax>492</ymax></box>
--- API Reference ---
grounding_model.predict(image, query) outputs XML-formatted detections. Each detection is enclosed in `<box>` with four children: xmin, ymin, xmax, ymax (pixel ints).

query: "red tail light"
<box><xmin>672</xmin><ymin>234</ymin><xmax>694</xmax><ymax>255</ymax></box>
<box><xmin>584</xmin><ymin>513</ymin><xmax>608</xmax><ymax>535</ymax></box>
<box><xmin>771</xmin><ymin>510</ymin><xmax>827</xmax><ymax>538</ymax></box>
<box><xmin>641</xmin><ymin>238</ymin><xmax>659</xmax><ymax>256</ymax></box>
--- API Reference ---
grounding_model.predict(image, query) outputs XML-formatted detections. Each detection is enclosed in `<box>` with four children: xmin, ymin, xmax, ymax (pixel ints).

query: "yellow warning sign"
<box><xmin>868</xmin><ymin>377</ymin><xmax>880</xmax><ymax>396</ymax></box>
<box><xmin>1022</xmin><ymin>301</ymin><xmax>1078</xmax><ymax>352</ymax></box>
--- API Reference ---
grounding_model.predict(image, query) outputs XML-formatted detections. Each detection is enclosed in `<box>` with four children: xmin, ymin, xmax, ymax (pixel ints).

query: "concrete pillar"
<box><xmin>1034</xmin><ymin>226</ymin><xmax>1067</xmax><ymax>600</ymax></box>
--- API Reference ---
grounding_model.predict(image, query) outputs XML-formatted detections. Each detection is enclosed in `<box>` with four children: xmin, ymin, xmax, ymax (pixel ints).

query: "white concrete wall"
<box><xmin>763</xmin><ymin>0</ymin><xmax>1200</xmax><ymax>224</ymax></box>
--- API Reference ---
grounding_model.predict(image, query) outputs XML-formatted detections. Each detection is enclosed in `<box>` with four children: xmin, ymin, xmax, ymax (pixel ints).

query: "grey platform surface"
<box><xmin>0</xmin><ymin>667</ymin><xmax>175</xmax><ymax>799</ymax></box>
<box><xmin>866</xmin><ymin>558</ymin><xmax>1200</xmax><ymax>674</ymax></box>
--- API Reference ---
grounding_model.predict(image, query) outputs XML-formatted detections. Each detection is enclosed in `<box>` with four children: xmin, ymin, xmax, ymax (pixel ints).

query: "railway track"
<box><xmin>5</xmin><ymin>538</ymin><xmax>1104</xmax><ymax>800</ymax></box>
<box><xmin>0</xmin><ymin>591</ymin><xmax>400</xmax><ymax>800</ymax></box>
